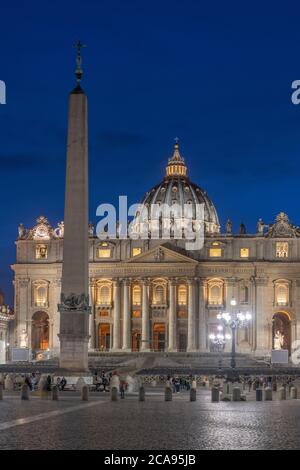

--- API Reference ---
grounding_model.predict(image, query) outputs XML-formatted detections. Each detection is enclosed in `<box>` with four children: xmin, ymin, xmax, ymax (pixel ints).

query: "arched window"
<box><xmin>97</xmin><ymin>284</ymin><xmax>111</xmax><ymax>305</ymax></box>
<box><xmin>208</xmin><ymin>279</ymin><xmax>224</xmax><ymax>306</ymax></box>
<box><xmin>33</xmin><ymin>281</ymin><xmax>49</xmax><ymax>307</ymax></box>
<box><xmin>178</xmin><ymin>285</ymin><xmax>187</xmax><ymax>305</ymax></box>
<box><xmin>275</xmin><ymin>281</ymin><xmax>289</xmax><ymax>306</ymax></box>
<box><xmin>153</xmin><ymin>284</ymin><xmax>165</xmax><ymax>305</ymax></box>
<box><xmin>132</xmin><ymin>285</ymin><xmax>141</xmax><ymax>305</ymax></box>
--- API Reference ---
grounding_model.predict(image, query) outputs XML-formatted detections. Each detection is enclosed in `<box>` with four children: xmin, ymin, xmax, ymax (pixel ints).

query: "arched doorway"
<box><xmin>153</xmin><ymin>323</ymin><xmax>165</xmax><ymax>352</ymax></box>
<box><xmin>31</xmin><ymin>311</ymin><xmax>49</xmax><ymax>350</ymax></box>
<box><xmin>272</xmin><ymin>312</ymin><xmax>291</xmax><ymax>354</ymax></box>
<box><xmin>98</xmin><ymin>323</ymin><xmax>110</xmax><ymax>351</ymax></box>
<box><xmin>132</xmin><ymin>330</ymin><xmax>141</xmax><ymax>352</ymax></box>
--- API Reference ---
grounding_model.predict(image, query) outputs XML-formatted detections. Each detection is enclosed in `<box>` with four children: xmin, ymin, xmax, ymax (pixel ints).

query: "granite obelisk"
<box><xmin>58</xmin><ymin>42</ymin><xmax>90</xmax><ymax>372</ymax></box>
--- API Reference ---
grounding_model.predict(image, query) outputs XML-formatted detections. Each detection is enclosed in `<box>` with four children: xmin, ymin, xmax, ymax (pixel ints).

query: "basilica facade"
<box><xmin>12</xmin><ymin>143</ymin><xmax>300</xmax><ymax>358</ymax></box>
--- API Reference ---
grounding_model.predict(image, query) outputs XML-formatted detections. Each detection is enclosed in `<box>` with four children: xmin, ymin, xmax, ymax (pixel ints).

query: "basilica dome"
<box><xmin>140</xmin><ymin>141</ymin><xmax>220</xmax><ymax>235</ymax></box>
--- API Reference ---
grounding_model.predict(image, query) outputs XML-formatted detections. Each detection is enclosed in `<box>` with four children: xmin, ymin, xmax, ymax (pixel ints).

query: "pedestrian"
<box><xmin>120</xmin><ymin>381</ymin><xmax>125</xmax><ymax>399</ymax></box>
<box><xmin>46</xmin><ymin>375</ymin><xmax>52</xmax><ymax>391</ymax></box>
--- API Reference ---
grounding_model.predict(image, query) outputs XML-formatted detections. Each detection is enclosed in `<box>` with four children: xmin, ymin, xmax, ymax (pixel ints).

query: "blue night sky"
<box><xmin>1</xmin><ymin>0</ymin><xmax>300</xmax><ymax>304</ymax></box>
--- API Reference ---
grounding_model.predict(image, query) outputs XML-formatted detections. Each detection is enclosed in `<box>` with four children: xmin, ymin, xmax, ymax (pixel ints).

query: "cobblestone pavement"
<box><xmin>0</xmin><ymin>389</ymin><xmax>300</xmax><ymax>450</ymax></box>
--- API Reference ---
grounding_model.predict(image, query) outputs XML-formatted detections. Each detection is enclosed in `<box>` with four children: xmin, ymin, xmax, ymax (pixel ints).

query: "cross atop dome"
<box><xmin>166</xmin><ymin>138</ymin><xmax>187</xmax><ymax>177</ymax></box>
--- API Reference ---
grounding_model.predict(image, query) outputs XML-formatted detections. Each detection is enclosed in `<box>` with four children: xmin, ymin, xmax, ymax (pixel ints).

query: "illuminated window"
<box><xmin>240</xmin><ymin>248</ymin><xmax>249</xmax><ymax>258</ymax></box>
<box><xmin>209</xmin><ymin>248</ymin><xmax>222</xmax><ymax>258</ymax></box>
<box><xmin>208</xmin><ymin>280</ymin><xmax>224</xmax><ymax>306</ymax></box>
<box><xmin>132</xmin><ymin>285</ymin><xmax>141</xmax><ymax>305</ymax></box>
<box><xmin>33</xmin><ymin>281</ymin><xmax>48</xmax><ymax>307</ymax></box>
<box><xmin>178</xmin><ymin>285</ymin><xmax>187</xmax><ymax>305</ymax></box>
<box><xmin>132</xmin><ymin>310</ymin><xmax>141</xmax><ymax>318</ymax></box>
<box><xmin>178</xmin><ymin>310</ymin><xmax>187</xmax><ymax>318</ymax></box>
<box><xmin>132</xmin><ymin>247</ymin><xmax>142</xmax><ymax>257</ymax></box>
<box><xmin>99</xmin><ymin>310</ymin><xmax>109</xmax><ymax>317</ymax></box>
<box><xmin>36</xmin><ymin>244</ymin><xmax>48</xmax><ymax>260</ymax></box>
<box><xmin>97</xmin><ymin>285</ymin><xmax>111</xmax><ymax>305</ymax></box>
<box><xmin>276</xmin><ymin>242</ymin><xmax>289</xmax><ymax>258</ymax></box>
<box><xmin>153</xmin><ymin>285</ymin><xmax>165</xmax><ymax>305</ymax></box>
<box><xmin>98</xmin><ymin>248</ymin><xmax>111</xmax><ymax>258</ymax></box>
<box><xmin>275</xmin><ymin>282</ymin><xmax>289</xmax><ymax>306</ymax></box>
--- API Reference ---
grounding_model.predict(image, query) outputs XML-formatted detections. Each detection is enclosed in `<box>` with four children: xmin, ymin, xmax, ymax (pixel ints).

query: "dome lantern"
<box><xmin>166</xmin><ymin>139</ymin><xmax>187</xmax><ymax>178</ymax></box>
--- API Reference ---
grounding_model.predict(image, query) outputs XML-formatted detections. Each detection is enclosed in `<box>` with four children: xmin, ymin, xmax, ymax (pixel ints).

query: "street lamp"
<box><xmin>209</xmin><ymin>325</ymin><xmax>231</xmax><ymax>370</ymax></box>
<box><xmin>217</xmin><ymin>298</ymin><xmax>252</xmax><ymax>369</ymax></box>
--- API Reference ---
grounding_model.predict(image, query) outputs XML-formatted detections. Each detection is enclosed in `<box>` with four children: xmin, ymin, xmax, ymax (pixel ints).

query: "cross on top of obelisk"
<box><xmin>74</xmin><ymin>40</ymin><xmax>86</xmax><ymax>83</ymax></box>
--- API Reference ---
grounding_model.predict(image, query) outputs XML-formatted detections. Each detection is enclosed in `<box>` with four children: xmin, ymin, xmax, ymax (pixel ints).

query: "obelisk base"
<box><xmin>58</xmin><ymin>334</ymin><xmax>89</xmax><ymax>372</ymax></box>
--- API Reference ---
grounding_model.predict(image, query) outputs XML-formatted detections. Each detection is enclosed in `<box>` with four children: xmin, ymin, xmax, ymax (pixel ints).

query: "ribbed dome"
<box><xmin>141</xmin><ymin>142</ymin><xmax>220</xmax><ymax>235</ymax></box>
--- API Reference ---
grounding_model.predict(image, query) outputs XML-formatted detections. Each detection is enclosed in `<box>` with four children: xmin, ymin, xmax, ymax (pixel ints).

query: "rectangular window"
<box><xmin>132</xmin><ymin>247</ymin><xmax>142</xmax><ymax>257</ymax></box>
<box><xmin>276</xmin><ymin>242</ymin><xmax>289</xmax><ymax>259</ymax></box>
<box><xmin>240</xmin><ymin>248</ymin><xmax>249</xmax><ymax>258</ymax></box>
<box><xmin>209</xmin><ymin>248</ymin><xmax>222</xmax><ymax>258</ymax></box>
<box><xmin>98</xmin><ymin>249</ymin><xmax>111</xmax><ymax>258</ymax></box>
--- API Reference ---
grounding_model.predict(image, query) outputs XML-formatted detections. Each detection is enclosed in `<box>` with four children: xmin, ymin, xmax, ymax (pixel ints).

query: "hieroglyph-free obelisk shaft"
<box><xmin>58</xmin><ymin>43</ymin><xmax>90</xmax><ymax>371</ymax></box>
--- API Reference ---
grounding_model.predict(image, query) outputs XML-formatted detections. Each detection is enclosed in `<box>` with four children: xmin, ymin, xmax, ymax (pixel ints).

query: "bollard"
<box><xmin>264</xmin><ymin>387</ymin><xmax>272</xmax><ymax>401</ymax></box>
<box><xmin>52</xmin><ymin>385</ymin><xmax>59</xmax><ymax>401</ymax></box>
<box><xmin>232</xmin><ymin>387</ymin><xmax>241</xmax><ymax>402</ymax></box>
<box><xmin>256</xmin><ymin>389</ymin><xmax>263</xmax><ymax>402</ymax></box>
<box><xmin>290</xmin><ymin>387</ymin><xmax>298</xmax><ymax>399</ymax></box>
<box><xmin>21</xmin><ymin>384</ymin><xmax>30</xmax><ymax>401</ymax></box>
<box><xmin>139</xmin><ymin>386</ymin><xmax>145</xmax><ymax>402</ymax></box>
<box><xmin>0</xmin><ymin>383</ymin><xmax>3</xmax><ymax>400</ymax></box>
<box><xmin>81</xmin><ymin>385</ymin><xmax>89</xmax><ymax>401</ymax></box>
<box><xmin>190</xmin><ymin>388</ymin><xmax>196</xmax><ymax>402</ymax></box>
<box><xmin>279</xmin><ymin>387</ymin><xmax>286</xmax><ymax>400</ymax></box>
<box><xmin>111</xmin><ymin>386</ymin><xmax>118</xmax><ymax>401</ymax></box>
<box><xmin>211</xmin><ymin>387</ymin><xmax>220</xmax><ymax>403</ymax></box>
<box><xmin>165</xmin><ymin>386</ymin><xmax>172</xmax><ymax>402</ymax></box>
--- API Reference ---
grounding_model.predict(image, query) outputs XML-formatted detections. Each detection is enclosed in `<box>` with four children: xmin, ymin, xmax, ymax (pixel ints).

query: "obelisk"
<box><xmin>58</xmin><ymin>42</ymin><xmax>90</xmax><ymax>372</ymax></box>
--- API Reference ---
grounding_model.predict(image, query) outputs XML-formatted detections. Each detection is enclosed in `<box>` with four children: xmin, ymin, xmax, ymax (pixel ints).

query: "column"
<box><xmin>254</xmin><ymin>277</ymin><xmax>269</xmax><ymax>356</ymax></box>
<box><xmin>187</xmin><ymin>279</ymin><xmax>196</xmax><ymax>352</ymax></box>
<box><xmin>168</xmin><ymin>280</ymin><xmax>177</xmax><ymax>352</ymax></box>
<box><xmin>122</xmin><ymin>280</ymin><xmax>131</xmax><ymax>351</ymax></box>
<box><xmin>112</xmin><ymin>279</ymin><xmax>121</xmax><ymax>351</ymax></box>
<box><xmin>198</xmin><ymin>278</ymin><xmax>207</xmax><ymax>352</ymax></box>
<box><xmin>141</xmin><ymin>280</ymin><xmax>150</xmax><ymax>352</ymax></box>
<box><xmin>89</xmin><ymin>279</ymin><xmax>97</xmax><ymax>350</ymax></box>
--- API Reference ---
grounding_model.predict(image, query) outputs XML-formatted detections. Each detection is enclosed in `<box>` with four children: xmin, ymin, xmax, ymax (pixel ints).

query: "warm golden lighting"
<box><xmin>153</xmin><ymin>284</ymin><xmax>165</xmax><ymax>305</ymax></box>
<box><xmin>33</xmin><ymin>281</ymin><xmax>48</xmax><ymax>307</ymax></box>
<box><xmin>276</xmin><ymin>242</ymin><xmax>289</xmax><ymax>258</ymax></box>
<box><xmin>132</xmin><ymin>310</ymin><xmax>141</xmax><ymax>318</ymax></box>
<box><xmin>132</xmin><ymin>247</ymin><xmax>142</xmax><ymax>257</ymax></box>
<box><xmin>132</xmin><ymin>285</ymin><xmax>141</xmax><ymax>305</ymax></box>
<box><xmin>98</xmin><ymin>248</ymin><xmax>111</xmax><ymax>258</ymax></box>
<box><xmin>208</xmin><ymin>280</ymin><xmax>224</xmax><ymax>306</ymax></box>
<box><xmin>240</xmin><ymin>248</ymin><xmax>250</xmax><ymax>258</ymax></box>
<box><xmin>275</xmin><ymin>282</ymin><xmax>289</xmax><ymax>306</ymax></box>
<box><xmin>209</xmin><ymin>248</ymin><xmax>222</xmax><ymax>258</ymax></box>
<box><xmin>166</xmin><ymin>142</ymin><xmax>187</xmax><ymax>177</ymax></box>
<box><xmin>97</xmin><ymin>284</ymin><xmax>111</xmax><ymax>304</ymax></box>
<box><xmin>178</xmin><ymin>285</ymin><xmax>187</xmax><ymax>305</ymax></box>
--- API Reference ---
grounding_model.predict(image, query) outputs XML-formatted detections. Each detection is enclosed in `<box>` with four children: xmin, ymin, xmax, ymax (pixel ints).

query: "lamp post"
<box><xmin>209</xmin><ymin>325</ymin><xmax>231</xmax><ymax>370</ymax></box>
<box><xmin>217</xmin><ymin>298</ymin><xmax>252</xmax><ymax>369</ymax></box>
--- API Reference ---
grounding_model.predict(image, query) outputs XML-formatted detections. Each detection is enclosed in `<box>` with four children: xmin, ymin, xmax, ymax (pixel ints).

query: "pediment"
<box><xmin>127</xmin><ymin>244</ymin><xmax>197</xmax><ymax>264</ymax></box>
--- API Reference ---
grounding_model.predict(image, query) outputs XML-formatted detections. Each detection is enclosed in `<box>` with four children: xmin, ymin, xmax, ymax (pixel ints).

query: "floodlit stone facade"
<box><xmin>12</xmin><ymin>144</ymin><xmax>300</xmax><ymax>358</ymax></box>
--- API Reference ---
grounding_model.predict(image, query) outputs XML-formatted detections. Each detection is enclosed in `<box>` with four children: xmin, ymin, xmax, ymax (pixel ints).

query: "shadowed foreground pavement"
<box><xmin>0</xmin><ymin>389</ymin><xmax>300</xmax><ymax>450</ymax></box>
